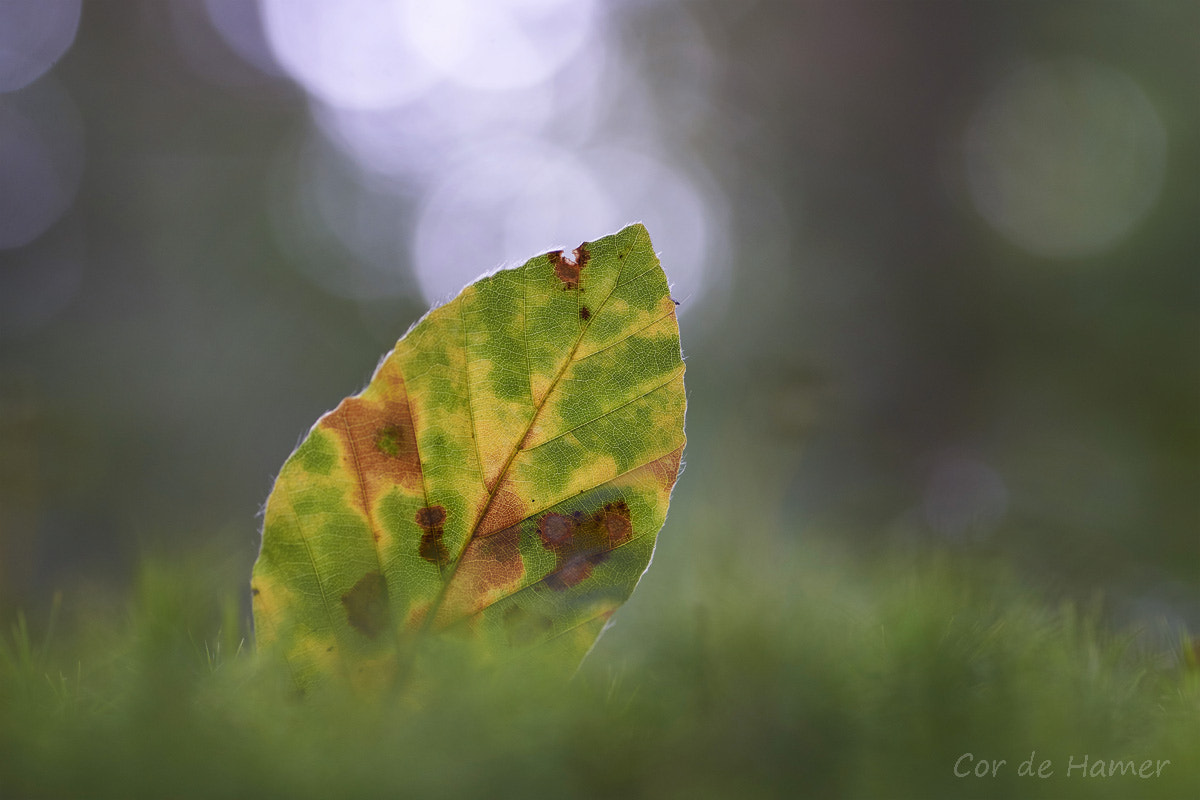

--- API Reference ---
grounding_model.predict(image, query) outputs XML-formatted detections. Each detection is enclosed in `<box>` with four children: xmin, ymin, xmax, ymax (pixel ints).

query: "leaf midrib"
<box><xmin>413</xmin><ymin>240</ymin><xmax>636</xmax><ymax>639</ymax></box>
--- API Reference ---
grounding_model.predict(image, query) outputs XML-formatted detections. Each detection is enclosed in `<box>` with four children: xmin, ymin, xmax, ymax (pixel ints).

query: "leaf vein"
<box><xmin>277</xmin><ymin>474</ymin><xmax>338</xmax><ymax>639</ymax></box>
<box><xmin>459</xmin><ymin>298</ymin><xmax>487</xmax><ymax>490</ymax></box>
<box><xmin>523</xmin><ymin>364</ymin><xmax>685</xmax><ymax>452</ymax></box>
<box><xmin>575</xmin><ymin>305</ymin><xmax>678</xmax><ymax>361</ymax></box>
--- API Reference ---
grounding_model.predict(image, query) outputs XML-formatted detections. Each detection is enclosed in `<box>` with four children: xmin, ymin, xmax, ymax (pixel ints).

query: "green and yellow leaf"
<box><xmin>252</xmin><ymin>224</ymin><xmax>686</xmax><ymax>689</ymax></box>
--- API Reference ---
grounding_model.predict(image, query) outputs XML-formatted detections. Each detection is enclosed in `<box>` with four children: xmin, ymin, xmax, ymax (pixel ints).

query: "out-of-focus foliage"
<box><xmin>254</xmin><ymin>225</ymin><xmax>685</xmax><ymax>688</ymax></box>
<box><xmin>2</xmin><ymin>546</ymin><xmax>1198</xmax><ymax>799</ymax></box>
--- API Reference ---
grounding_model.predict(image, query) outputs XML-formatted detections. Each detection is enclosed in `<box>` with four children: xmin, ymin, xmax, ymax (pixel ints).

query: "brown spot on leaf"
<box><xmin>437</xmin><ymin>524</ymin><xmax>525</xmax><ymax>623</ymax></box>
<box><xmin>341</xmin><ymin>572</ymin><xmax>390</xmax><ymax>639</ymax></box>
<box><xmin>539</xmin><ymin>513</ymin><xmax>575</xmax><ymax>546</ymax></box>
<box><xmin>647</xmin><ymin>446</ymin><xmax>684</xmax><ymax>491</ymax></box>
<box><xmin>251</xmin><ymin>586</ymin><xmax>260</xmax><ymax>596</ymax></box>
<box><xmin>579</xmin><ymin>305</ymin><xmax>591</xmax><ymax>321</ymax></box>
<box><xmin>416</xmin><ymin>505</ymin><xmax>445</xmax><ymax>527</ymax></box>
<box><xmin>321</xmin><ymin>358</ymin><xmax>424</xmax><ymax>515</ymax></box>
<box><xmin>548</xmin><ymin>242</ymin><xmax>590</xmax><ymax>289</ymax></box>
<box><xmin>537</xmin><ymin>500</ymin><xmax>633</xmax><ymax>590</ymax></box>
<box><xmin>416</xmin><ymin>505</ymin><xmax>449</xmax><ymax>567</ymax></box>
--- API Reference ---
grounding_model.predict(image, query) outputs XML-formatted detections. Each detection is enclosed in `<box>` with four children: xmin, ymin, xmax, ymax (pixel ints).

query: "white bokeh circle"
<box><xmin>400</xmin><ymin>0</ymin><xmax>596</xmax><ymax>91</ymax></box>
<box><xmin>411</xmin><ymin>139</ymin><xmax>719</xmax><ymax>310</ymax></box>
<box><xmin>0</xmin><ymin>0</ymin><xmax>81</xmax><ymax>92</ymax></box>
<box><xmin>259</xmin><ymin>0</ymin><xmax>436</xmax><ymax>109</ymax></box>
<box><xmin>411</xmin><ymin>138</ymin><xmax>614</xmax><ymax>304</ymax></box>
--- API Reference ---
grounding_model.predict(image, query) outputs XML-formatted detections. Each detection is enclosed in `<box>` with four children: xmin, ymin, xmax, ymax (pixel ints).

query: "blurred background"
<box><xmin>0</xmin><ymin>0</ymin><xmax>1196</xmax><ymax>639</ymax></box>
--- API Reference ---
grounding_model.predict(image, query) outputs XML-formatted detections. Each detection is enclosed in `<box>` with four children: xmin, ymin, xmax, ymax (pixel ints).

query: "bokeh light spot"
<box><xmin>0</xmin><ymin>0</ymin><xmax>81</xmax><ymax>92</ymax></box>
<box><xmin>400</xmin><ymin>0</ymin><xmax>596</xmax><ymax>91</ymax></box>
<box><xmin>964</xmin><ymin>58</ymin><xmax>1166</xmax><ymax>259</ymax></box>
<box><xmin>260</xmin><ymin>0</ymin><xmax>436</xmax><ymax>109</ymax></box>
<box><xmin>412</xmin><ymin>139</ymin><xmax>613</xmax><ymax>303</ymax></box>
<box><xmin>411</xmin><ymin>140</ymin><xmax>718</xmax><ymax>309</ymax></box>
<box><xmin>584</xmin><ymin>145</ymin><xmax>720</xmax><ymax>310</ymax></box>
<box><xmin>311</xmin><ymin>83</ymin><xmax>556</xmax><ymax>181</ymax></box>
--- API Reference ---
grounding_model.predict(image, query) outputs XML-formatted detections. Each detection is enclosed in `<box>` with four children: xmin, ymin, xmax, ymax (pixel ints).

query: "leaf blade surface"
<box><xmin>252</xmin><ymin>224</ymin><xmax>685</xmax><ymax>688</ymax></box>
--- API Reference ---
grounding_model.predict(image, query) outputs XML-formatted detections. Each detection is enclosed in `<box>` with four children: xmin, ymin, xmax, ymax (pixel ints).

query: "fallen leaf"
<box><xmin>252</xmin><ymin>224</ymin><xmax>685</xmax><ymax>689</ymax></box>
